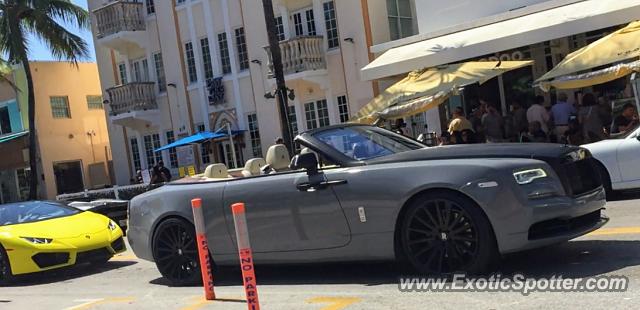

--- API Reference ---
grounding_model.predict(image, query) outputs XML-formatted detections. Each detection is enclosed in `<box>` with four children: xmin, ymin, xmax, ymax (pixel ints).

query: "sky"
<box><xmin>27</xmin><ymin>0</ymin><xmax>96</xmax><ymax>62</ymax></box>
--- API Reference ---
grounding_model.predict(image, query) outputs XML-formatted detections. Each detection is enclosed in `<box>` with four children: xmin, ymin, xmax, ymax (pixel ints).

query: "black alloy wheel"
<box><xmin>0</xmin><ymin>245</ymin><xmax>13</xmax><ymax>285</ymax></box>
<box><xmin>400</xmin><ymin>192</ymin><xmax>497</xmax><ymax>274</ymax></box>
<box><xmin>152</xmin><ymin>218</ymin><xmax>200</xmax><ymax>286</ymax></box>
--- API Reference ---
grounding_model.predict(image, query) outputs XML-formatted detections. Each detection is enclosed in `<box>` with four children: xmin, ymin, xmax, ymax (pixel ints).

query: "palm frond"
<box><xmin>0</xmin><ymin>58</ymin><xmax>18</xmax><ymax>91</ymax></box>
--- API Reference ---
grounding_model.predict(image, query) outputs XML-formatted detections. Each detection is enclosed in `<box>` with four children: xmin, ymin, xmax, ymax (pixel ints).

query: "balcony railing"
<box><xmin>106</xmin><ymin>82</ymin><xmax>157</xmax><ymax>116</ymax></box>
<box><xmin>94</xmin><ymin>1</ymin><xmax>145</xmax><ymax>39</ymax></box>
<box><xmin>264</xmin><ymin>36</ymin><xmax>326</xmax><ymax>77</ymax></box>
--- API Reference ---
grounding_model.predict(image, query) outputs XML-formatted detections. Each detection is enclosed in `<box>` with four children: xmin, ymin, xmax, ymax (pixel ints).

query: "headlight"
<box><xmin>513</xmin><ymin>168</ymin><xmax>547</xmax><ymax>185</ymax></box>
<box><xmin>108</xmin><ymin>220</ymin><xmax>118</xmax><ymax>231</ymax></box>
<box><xmin>21</xmin><ymin>237</ymin><xmax>53</xmax><ymax>244</ymax></box>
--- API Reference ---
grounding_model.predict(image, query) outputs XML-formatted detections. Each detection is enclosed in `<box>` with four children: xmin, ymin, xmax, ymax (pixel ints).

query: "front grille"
<box><xmin>32</xmin><ymin>252</ymin><xmax>70</xmax><ymax>268</ymax></box>
<box><xmin>544</xmin><ymin>150</ymin><xmax>602</xmax><ymax>197</ymax></box>
<box><xmin>111</xmin><ymin>237</ymin><xmax>126</xmax><ymax>252</ymax></box>
<box><xmin>528</xmin><ymin>209</ymin><xmax>602</xmax><ymax>240</ymax></box>
<box><xmin>76</xmin><ymin>248</ymin><xmax>112</xmax><ymax>263</ymax></box>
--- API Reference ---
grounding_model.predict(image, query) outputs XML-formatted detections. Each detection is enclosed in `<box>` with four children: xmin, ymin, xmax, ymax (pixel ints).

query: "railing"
<box><xmin>94</xmin><ymin>1</ymin><xmax>145</xmax><ymax>39</ymax></box>
<box><xmin>264</xmin><ymin>36</ymin><xmax>326</xmax><ymax>77</ymax></box>
<box><xmin>105</xmin><ymin>82</ymin><xmax>157</xmax><ymax>116</ymax></box>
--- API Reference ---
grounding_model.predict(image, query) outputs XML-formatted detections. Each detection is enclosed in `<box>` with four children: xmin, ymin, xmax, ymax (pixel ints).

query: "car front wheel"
<box><xmin>152</xmin><ymin>218</ymin><xmax>200</xmax><ymax>286</ymax></box>
<box><xmin>0</xmin><ymin>245</ymin><xmax>14</xmax><ymax>285</ymax></box>
<box><xmin>399</xmin><ymin>192</ymin><xmax>498</xmax><ymax>274</ymax></box>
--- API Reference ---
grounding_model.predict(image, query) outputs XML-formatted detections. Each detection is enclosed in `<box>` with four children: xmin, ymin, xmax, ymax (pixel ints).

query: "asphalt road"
<box><xmin>2</xmin><ymin>192</ymin><xmax>640</xmax><ymax>310</ymax></box>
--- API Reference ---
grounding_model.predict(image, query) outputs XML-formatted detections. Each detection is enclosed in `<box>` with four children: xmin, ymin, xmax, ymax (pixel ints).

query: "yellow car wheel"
<box><xmin>0</xmin><ymin>245</ymin><xmax>14</xmax><ymax>285</ymax></box>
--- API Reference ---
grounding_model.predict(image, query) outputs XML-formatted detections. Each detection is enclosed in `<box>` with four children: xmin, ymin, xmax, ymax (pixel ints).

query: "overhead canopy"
<box><xmin>536</xmin><ymin>21</ymin><xmax>640</xmax><ymax>90</ymax></box>
<box><xmin>352</xmin><ymin>61</ymin><xmax>533</xmax><ymax>124</ymax></box>
<box><xmin>154</xmin><ymin>129</ymin><xmax>245</xmax><ymax>152</ymax></box>
<box><xmin>361</xmin><ymin>0</ymin><xmax>640</xmax><ymax>81</ymax></box>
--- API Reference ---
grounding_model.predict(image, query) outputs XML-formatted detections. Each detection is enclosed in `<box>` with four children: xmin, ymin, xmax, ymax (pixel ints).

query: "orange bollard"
<box><xmin>231</xmin><ymin>203</ymin><xmax>260</xmax><ymax>310</ymax></box>
<box><xmin>191</xmin><ymin>198</ymin><xmax>215</xmax><ymax>300</ymax></box>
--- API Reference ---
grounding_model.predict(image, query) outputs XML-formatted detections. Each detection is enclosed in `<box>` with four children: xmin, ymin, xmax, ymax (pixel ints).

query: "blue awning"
<box><xmin>154</xmin><ymin>129</ymin><xmax>246</xmax><ymax>152</ymax></box>
<box><xmin>0</xmin><ymin>131</ymin><xmax>28</xmax><ymax>144</ymax></box>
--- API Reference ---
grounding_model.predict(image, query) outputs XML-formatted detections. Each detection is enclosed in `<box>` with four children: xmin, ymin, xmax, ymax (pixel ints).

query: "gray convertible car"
<box><xmin>128</xmin><ymin>124</ymin><xmax>607</xmax><ymax>285</ymax></box>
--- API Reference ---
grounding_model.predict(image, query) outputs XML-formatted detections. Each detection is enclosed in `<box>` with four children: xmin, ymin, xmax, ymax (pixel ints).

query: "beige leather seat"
<box><xmin>203</xmin><ymin>163</ymin><xmax>230</xmax><ymax>179</ymax></box>
<box><xmin>241</xmin><ymin>158</ymin><xmax>266</xmax><ymax>177</ymax></box>
<box><xmin>265</xmin><ymin>144</ymin><xmax>290</xmax><ymax>173</ymax></box>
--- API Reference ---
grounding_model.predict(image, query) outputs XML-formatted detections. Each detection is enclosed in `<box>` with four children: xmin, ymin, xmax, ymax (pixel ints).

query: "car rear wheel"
<box><xmin>0</xmin><ymin>244</ymin><xmax>14</xmax><ymax>285</ymax></box>
<box><xmin>399</xmin><ymin>192</ymin><xmax>498</xmax><ymax>274</ymax></box>
<box><xmin>152</xmin><ymin>218</ymin><xmax>200</xmax><ymax>286</ymax></box>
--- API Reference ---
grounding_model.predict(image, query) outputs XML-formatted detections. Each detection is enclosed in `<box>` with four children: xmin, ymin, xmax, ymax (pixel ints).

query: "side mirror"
<box><xmin>289</xmin><ymin>152</ymin><xmax>319</xmax><ymax>175</ymax></box>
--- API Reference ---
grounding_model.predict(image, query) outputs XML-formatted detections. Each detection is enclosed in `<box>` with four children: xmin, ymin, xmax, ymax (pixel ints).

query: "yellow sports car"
<box><xmin>0</xmin><ymin>201</ymin><xmax>126</xmax><ymax>284</ymax></box>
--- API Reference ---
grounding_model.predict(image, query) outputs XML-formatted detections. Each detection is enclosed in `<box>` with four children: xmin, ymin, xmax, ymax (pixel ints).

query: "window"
<box><xmin>292</xmin><ymin>9</ymin><xmax>316</xmax><ymax>37</ymax></box>
<box><xmin>184</xmin><ymin>42</ymin><xmax>198</xmax><ymax>83</ymax></box>
<box><xmin>200</xmin><ymin>38</ymin><xmax>214</xmax><ymax>81</ymax></box>
<box><xmin>323</xmin><ymin>1</ymin><xmax>339</xmax><ymax>49</ymax></box>
<box><xmin>143</xmin><ymin>134</ymin><xmax>162</xmax><ymax>167</ymax></box>
<box><xmin>153</xmin><ymin>52</ymin><xmax>167</xmax><ymax>92</ymax></box>
<box><xmin>145</xmin><ymin>0</ymin><xmax>155</xmax><ymax>15</ymax></box>
<box><xmin>50</xmin><ymin>96</ymin><xmax>71</xmax><ymax>119</ymax></box>
<box><xmin>221</xmin><ymin>143</ymin><xmax>243</xmax><ymax>169</ymax></box>
<box><xmin>176</xmin><ymin>0</ymin><xmax>186</xmax><ymax>5</ymax></box>
<box><xmin>337</xmin><ymin>95</ymin><xmax>349</xmax><ymax>123</ymax></box>
<box><xmin>287</xmin><ymin>105</ymin><xmax>299</xmax><ymax>136</ymax></box>
<box><xmin>304</xmin><ymin>100</ymin><xmax>330</xmax><ymax>130</ymax></box>
<box><xmin>118</xmin><ymin>63</ymin><xmax>127</xmax><ymax>84</ymax></box>
<box><xmin>306</xmin><ymin>9</ymin><xmax>317</xmax><ymax>35</ymax></box>
<box><xmin>293</xmin><ymin>12</ymin><xmax>304</xmax><ymax>36</ymax></box>
<box><xmin>131</xmin><ymin>58</ymin><xmax>150</xmax><ymax>82</ymax></box>
<box><xmin>0</xmin><ymin>106</ymin><xmax>10</xmax><ymax>134</ymax></box>
<box><xmin>130</xmin><ymin>137</ymin><xmax>142</xmax><ymax>172</ymax></box>
<box><xmin>247</xmin><ymin>114</ymin><xmax>262</xmax><ymax>157</ymax></box>
<box><xmin>387</xmin><ymin>0</ymin><xmax>415</xmax><ymax>40</ymax></box>
<box><xmin>165</xmin><ymin>131</ymin><xmax>178</xmax><ymax>168</ymax></box>
<box><xmin>87</xmin><ymin>95</ymin><xmax>103</xmax><ymax>110</ymax></box>
<box><xmin>196</xmin><ymin>124</ymin><xmax>211</xmax><ymax>164</ymax></box>
<box><xmin>235</xmin><ymin>28</ymin><xmax>249</xmax><ymax>71</ymax></box>
<box><xmin>218</xmin><ymin>33</ymin><xmax>232</xmax><ymax>75</ymax></box>
<box><xmin>275</xmin><ymin>16</ymin><xmax>286</xmax><ymax>41</ymax></box>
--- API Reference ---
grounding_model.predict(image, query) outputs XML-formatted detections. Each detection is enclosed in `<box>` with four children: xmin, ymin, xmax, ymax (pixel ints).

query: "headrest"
<box><xmin>204</xmin><ymin>163</ymin><xmax>228</xmax><ymax>179</ymax></box>
<box><xmin>266</xmin><ymin>144</ymin><xmax>290</xmax><ymax>170</ymax></box>
<box><xmin>242</xmin><ymin>158</ymin><xmax>266</xmax><ymax>177</ymax></box>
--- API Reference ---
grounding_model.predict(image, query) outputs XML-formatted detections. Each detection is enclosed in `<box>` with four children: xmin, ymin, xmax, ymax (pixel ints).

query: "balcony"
<box><xmin>105</xmin><ymin>82</ymin><xmax>159</xmax><ymax>130</ymax></box>
<box><xmin>93</xmin><ymin>1</ymin><xmax>146</xmax><ymax>52</ymax></box>
<box><xmin>264</xmin><ymin>36</ymin><xmax>327</xmax><ymax>79</ymax></box>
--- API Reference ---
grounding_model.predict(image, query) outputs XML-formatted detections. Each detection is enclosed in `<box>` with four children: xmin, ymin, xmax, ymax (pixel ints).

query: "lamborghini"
<box><xmin>0</xmin><ymin>201</ymin><xmax>126</xmax><ymax>284</ymax></box>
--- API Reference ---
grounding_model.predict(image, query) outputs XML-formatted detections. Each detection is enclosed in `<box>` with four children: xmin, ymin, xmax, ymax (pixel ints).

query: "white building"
<box><xmin>363</xmin><ymin>0</ymin><xmax>640</xmax><ymax>132</ymax></box>
<box><xmin>88</xmin><ymin>0</ymin><xmax>416</xmax><ymax>185</ymax></box>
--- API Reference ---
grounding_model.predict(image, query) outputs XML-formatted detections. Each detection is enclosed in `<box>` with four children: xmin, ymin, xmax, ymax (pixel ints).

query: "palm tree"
<box><xmin>0</xmin><ymin>0</ymin><xmax>89</xmax><ymax>199</ymax></box>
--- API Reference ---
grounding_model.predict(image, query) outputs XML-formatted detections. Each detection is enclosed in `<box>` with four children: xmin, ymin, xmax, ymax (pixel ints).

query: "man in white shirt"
<box><xmin>527</xmin><ymin>95</ymin><xmax>550</xmax><ymax>133</ymax></box>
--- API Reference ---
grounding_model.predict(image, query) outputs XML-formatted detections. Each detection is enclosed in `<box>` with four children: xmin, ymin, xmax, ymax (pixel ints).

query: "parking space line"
<box><xmin>587</xmin><ymin>226</ymin><xmax>640</xmax><ymax>236</ymax></box>
<box><xmin>65</xmin><ymin>297</ymin><xmax>134</xmax><ymax>310</ymax></box>
<box><xmin>306</xmin><ymin>297</ymin><xmax>361</xmax><ymax>310</ymax></box>
<box><xmin>180</xmin><ymin>296</ymin><xmax>246</xmax><ymax>310</ymax></box>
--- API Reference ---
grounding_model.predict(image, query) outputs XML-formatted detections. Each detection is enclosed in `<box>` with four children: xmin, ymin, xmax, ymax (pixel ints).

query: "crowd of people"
<box><xmin>439</xmin><ymin>93</ymin><xmax>639</xmax><ymax>146</ymax></box>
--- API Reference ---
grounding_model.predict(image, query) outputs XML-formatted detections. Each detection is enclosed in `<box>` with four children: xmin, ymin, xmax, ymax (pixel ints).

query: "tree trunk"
<box><xmin>23</xmin><ymin>61</ymin><xmax>38</xmax><ymax>200</ymax></box>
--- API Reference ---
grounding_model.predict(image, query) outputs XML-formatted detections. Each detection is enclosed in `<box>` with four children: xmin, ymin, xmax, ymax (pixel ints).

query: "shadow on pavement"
<box><xmin>5</xmin><ymin>260</ymin><xmax>136</xmax><ymax>287</ymax></box>
<box><xmin>149</xmin><ymin>240</ymin><xmax>640</xmax><ymax>287</ymax></box>
<box><xmin>608</xmin><ymin>190</ymin><xmax>640</xmax><ymax>201</ymax></box>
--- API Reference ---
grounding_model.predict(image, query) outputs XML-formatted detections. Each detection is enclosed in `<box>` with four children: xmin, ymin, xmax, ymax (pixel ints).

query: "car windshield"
<box><xmin>0</xmin><ymin>201</ymin><xmax>80</xmax><ymax>226</ymax></box>
<box><xmin>313</xmin><ymin>126</ymin><xmax>425</xmax><ymax>160</ymax></box>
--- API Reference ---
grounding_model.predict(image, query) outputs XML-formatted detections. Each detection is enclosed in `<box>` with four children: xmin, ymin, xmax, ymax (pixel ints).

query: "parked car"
<box><xmin>68</xmin><ymin>199</ymin><xmax>129</xmax><ymax>234</ymax></box>
<box><xmin>128</xmin><ymin>124</ymin><xmax>607</xmax><ymax>286</ymax></box>
<box><xmin>583</xmin><ymin>123</ymin><xmax>640</xmax><ymax>196</ymax></box>
<box><xmin>0</xmin><ymin>201</ymin><xmax>126</xmax><ymax>284</ymax></box>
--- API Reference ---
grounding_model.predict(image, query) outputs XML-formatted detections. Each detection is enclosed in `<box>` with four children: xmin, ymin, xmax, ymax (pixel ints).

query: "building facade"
<box><xmin>88</xmin><ymin>0</ymin><xmax>411</xmax><ymax>185</ymax></box>
<box><xmin>363</xmin><ymin>0</ymin><xmax>640</xmax><ymax>133</ymax></box>
<box><xmin>0</xmin><ymin>62</ymin><xmax>111</xmax><ymax>201</ymax></box>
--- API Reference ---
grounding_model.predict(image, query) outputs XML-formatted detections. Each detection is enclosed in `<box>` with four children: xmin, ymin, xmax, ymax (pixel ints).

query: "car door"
<box><xmin>617</xmin><ymin>129</ymin><xmax>640</xmax><ymax>183</ymax></box>
<box><xmin>221</xmin><ymin>171</ymin><xmax>351</xmax><ymax>253</ymax></box>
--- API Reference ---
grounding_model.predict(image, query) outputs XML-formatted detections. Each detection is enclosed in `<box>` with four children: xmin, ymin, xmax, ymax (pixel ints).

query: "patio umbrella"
<box><xmin>536</xmin><ymin>21</ymin><xmax>640</xmax><ymax>91</ymax></box>
<box><xmin>351</xmin><ymin>61</ymin><xmax>533</xmax><ymax>124</ymax></box>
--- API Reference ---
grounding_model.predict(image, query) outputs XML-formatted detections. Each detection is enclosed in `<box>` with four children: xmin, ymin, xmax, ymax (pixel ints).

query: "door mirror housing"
<box><xmin>290</xmin><ymin>152</ymin><xmax>319</xmax><ymax>175</ymax></box>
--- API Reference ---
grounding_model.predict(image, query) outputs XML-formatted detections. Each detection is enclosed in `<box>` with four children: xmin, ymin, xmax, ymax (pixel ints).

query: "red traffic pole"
<box><xmin>231</xmin><ymin>202</ymin><xmax>260</xmax><ymax>310</ymax></box>
<box><xmin>191</xmin><ymin>198</ymin><xmax>215</xmax><ymax>300</ymax></box>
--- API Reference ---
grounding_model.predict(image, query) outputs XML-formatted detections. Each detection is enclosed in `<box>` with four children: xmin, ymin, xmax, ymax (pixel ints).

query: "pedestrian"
<box><xmin>520</xmin><ymin>121</ymin><xmax>548</xmax><ymax>143</ymax></box>
<box><xmin>461</xmin><ymin>129</ymin><xmax>477</xmax><ymax>144</ymax></box>
<box><xmin>393</xmin><ymin>118</ymin><xmax>409</xmax><ymax>136</ymax></box>
<box><xmin>135</xmin><ymin>170</ymin><xmax>143</xmax><ymax>184</ymax></box>
<box><xmin>511</xmin><ymin>101</ymin><xmax>528</xmax><ymax>136</ymax></box>
<box><xmin>447</xmin><ymin>107</ymin><xmax>473</xmax><ymax>134</ymax></box>
<box><xmin>550</xmin><ymin>93</ymin><xmax>576</xmax><ymax>138</ymax></box>
<box><xmin>275</xmin><ymin>137</ymin><xmax>284</xmax><ymax>145</ymax></box>
<box><xmin>612</xmin><ymin>103</ymin><xmax>639</xmax><ymax>134</ymax></box>
<box><xmin>481</xmin><ymin>104</ymin><xmax>504</xmax><ymax>143</ymax></box>
<box><xmin>527</xmin><ymin>96</ymin><xmax>551</xmax><ymax>134</ymax></box>
<box><xmin>438</xmin><ymin>132</ymin><xmax>451</xmax><ymax>146</ymax></box>
<box><xmin>579</xmin><ymin>93</ymin><xmax>606</xmax><ymax>143</ymax></box>
<box><xmin>157</xmin><ymin>161</ymin><xmax>172</xmax><ymax>182</ymax></box>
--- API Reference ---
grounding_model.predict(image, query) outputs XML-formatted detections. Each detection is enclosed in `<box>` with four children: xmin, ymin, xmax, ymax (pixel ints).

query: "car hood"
<box><xmin>582</xmin><ymin>139</ymin><xmax>623</xmax><ymax>154</ymax></box>
<box><xmin>0</xmin><ymin>211</ymin><xmax>109</xmax><ymax>239</ymax></box>
<box><xmin>367</xmin><ymin>143</ymin><xmax>580</xmax><ymax>165</ymax></box>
